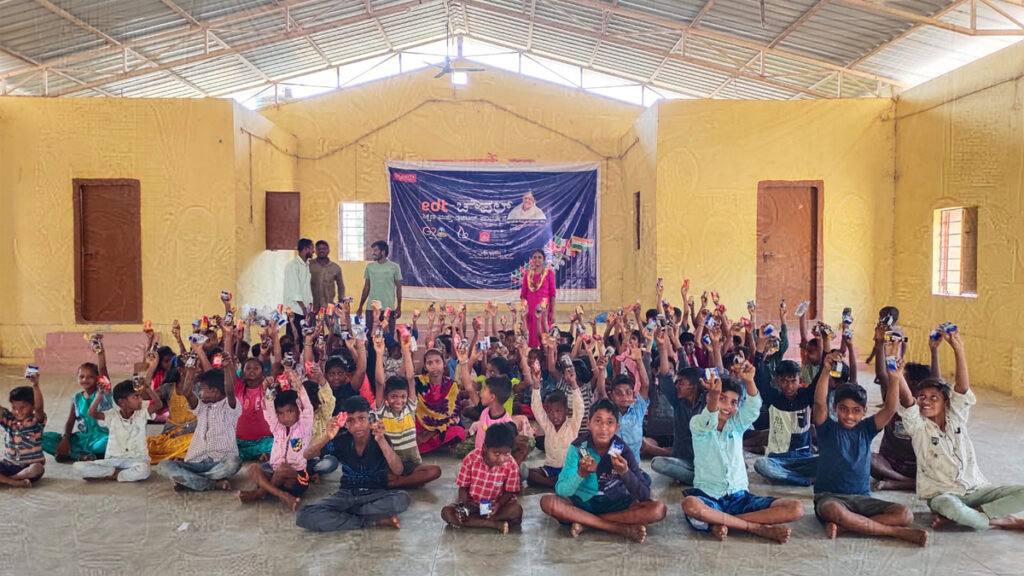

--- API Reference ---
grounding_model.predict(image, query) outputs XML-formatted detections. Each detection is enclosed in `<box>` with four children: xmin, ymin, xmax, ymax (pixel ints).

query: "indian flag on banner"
<box><xmin>571</xmin><ymin>236</ymin><xmax>594</xmax><ymax>251</ymax></box>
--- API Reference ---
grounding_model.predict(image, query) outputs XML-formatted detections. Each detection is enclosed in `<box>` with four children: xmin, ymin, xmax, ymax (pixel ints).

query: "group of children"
<box><xmin>2</xmin><ymin>283</ymin><xmax>1023</xmax><ymax>545</ymax></box>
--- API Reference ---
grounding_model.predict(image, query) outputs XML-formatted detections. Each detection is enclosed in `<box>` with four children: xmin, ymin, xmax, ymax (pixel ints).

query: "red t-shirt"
<box><xmin>234</xmin><ymin>381</ymin><xmax>271</xmax><ymax>440</ymax></box>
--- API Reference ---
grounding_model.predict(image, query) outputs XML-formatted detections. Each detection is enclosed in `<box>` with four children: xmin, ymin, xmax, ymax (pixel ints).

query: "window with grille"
<box><xmin>338</xmin><ymin>202</ymin><xmax>390</xmax><ymax>261</ymax></box>
<box><xmin>932</xmin><ymin>206</ymin><xmax>978</xmax><ymax>297</ymax></box>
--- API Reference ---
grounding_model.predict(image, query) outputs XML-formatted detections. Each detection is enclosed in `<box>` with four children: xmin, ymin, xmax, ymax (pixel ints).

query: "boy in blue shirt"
<box><xmin>607</xmin><ymin>345</ymin><xmax>650</xmax><ymax>463</ymax></box>
<box><xmin>681</xmin><ymin>363</ymin><xmax>803</xmax><ymax>543</ymax></box>
<box><xmin>752</xmin><ymin>360</ymin><xmax>818</xmax><ymax>486</ymax></box>
<box><xmin>812</xmin><ymin>349</ymin><xmax>928</xmax><ymax>546</ymax></box>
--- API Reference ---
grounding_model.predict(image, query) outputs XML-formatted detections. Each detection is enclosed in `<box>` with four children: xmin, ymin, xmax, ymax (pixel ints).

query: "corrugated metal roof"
<box><xmin>0</xmin><ymin>0</ymin><xmax>1022</xmax><ymax>100</ymax></box>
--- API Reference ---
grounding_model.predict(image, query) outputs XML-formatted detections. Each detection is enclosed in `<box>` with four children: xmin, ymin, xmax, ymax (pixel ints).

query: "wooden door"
<box><xmin>755</xmin><ymin>182</ymin><xmax>823</xmax><ymax>340</ymax></box>
<box><xmin>73</xmin><ymin>179</ymin><xmax>142</xmax><ymax>323</ymax></box>
<box><xmin>266</xmin><ymin>191</ymin><xmax>300</xmax><ymax>250</ymax></box>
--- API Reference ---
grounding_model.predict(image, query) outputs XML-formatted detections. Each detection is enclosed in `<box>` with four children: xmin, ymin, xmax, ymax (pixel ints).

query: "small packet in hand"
<box><xmin>98</xmin><ymin>375</ymin><xmax>111</xmax><ymax>391</ymax></box>
<box><xmin>211</xmin><ymin>353</ymin><xmax>223</xmax><ymax>368</ymax></box>
<box><xmin>335</xmin><ymin>412</ymin><xmax>348</xmax><ymax>428</ymax></box>
<box><xmin>608</xmin><ymin>439</ymin><xmax>624</xmax><ymax>458</ymax></box>
<box><xmin>24</xmin><ymin>365</ymin><xmax>39</xmax><ymax>379</ymax></box>
<box><xmin>220</xmin><ymin>290</ymin><xmax>232</xmax><ymax>302</ymax></box>
<box><xmin>143</xmin><ymin>320</ymin><xmax>153</xmax><ymax>333</ymax></box>
<box><xmin>479</xmin><ymin>500</ymin><xmax>492</xmax><ymax>517</ymax></box>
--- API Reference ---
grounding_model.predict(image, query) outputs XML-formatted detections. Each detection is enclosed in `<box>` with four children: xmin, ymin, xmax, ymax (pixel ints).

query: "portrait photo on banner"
<box><xmin>386</xmin><ymin>161</ymin><xmax>599</xmax><ymax>303</ymax></box>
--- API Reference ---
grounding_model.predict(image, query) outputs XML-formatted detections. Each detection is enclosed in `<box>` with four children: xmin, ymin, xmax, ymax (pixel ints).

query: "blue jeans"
<box><xmin>296</xmin><ymin>488</ymin><xmax>411</xmax><ymax>532</ymax></box>
<box><xmin>158</xmin><ymin>457</ymin><xmax>242</xmax><ymax>491</ymax></box>
<box><xmin>754</xmin><ymin>450</ymin><xmax>818</xmax><ymax>486</ymax></box>
<box><xmin>651</xmin><ymin>456</ymin><xmax>695</xmax><ymax>485</ymax></box>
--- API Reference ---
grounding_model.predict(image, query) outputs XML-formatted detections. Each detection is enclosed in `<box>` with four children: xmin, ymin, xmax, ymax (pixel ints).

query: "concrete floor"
<box><xmin>2</xmin><ymin>365</ymin><xmax>1024</xmax><ymax>576</ymax></box>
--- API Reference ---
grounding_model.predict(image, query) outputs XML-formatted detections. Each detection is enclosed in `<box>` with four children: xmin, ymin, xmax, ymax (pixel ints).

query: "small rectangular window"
<box><xmin>932</xmin><ymin>206</ymin><xmax>977</xmax><ymax>297</ymax></box>
<box><xmin>338</xmin><ymin>202</ymin><xmax>390</xmax><ymax>261</ymax></box>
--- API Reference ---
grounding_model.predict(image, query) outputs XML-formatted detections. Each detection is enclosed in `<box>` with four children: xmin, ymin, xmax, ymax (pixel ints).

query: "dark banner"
<box><xmin>387</xmin><ymin>162</ymin><xmax>599</xmax><ymax>302</ymax></box>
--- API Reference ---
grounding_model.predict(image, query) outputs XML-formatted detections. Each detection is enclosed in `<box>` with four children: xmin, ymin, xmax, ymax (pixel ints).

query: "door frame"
<box><xmin>756</xmin><ymin>180</ymin><xmax>824</xmax><ymax>319</ymax></box>
<box><xmin>73</xmin><ymin>178</ymin><xmax>143</xmax><ymax>324</ymax></box>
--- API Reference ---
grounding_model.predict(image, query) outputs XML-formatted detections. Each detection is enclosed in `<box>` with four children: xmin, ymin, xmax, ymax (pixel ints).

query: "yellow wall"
<box><xmin>0</xmin><ymin>97</ymin><xmax>242</xmax><ymax>359</ymax></box>
<box><xmin>654</xmin><ymin>98</ymin><xmax>897</xmax><ymax>349</ymax></box>
<box><xmin>260</xmin><ymin>66</ymin><xmax>643</xmax><ymax>315</ymax></box>
<box><xmin>619</xmin><ymin>104</ymin><xmax>660</xmax><ymax>303</ymax></box>
<box><xmin>232</xmin><ymin>103</ymin><xmax>298</xmax><ymax>307</ymax></box>
<box><xmin>894</xmin><ymin>41</ymin><xmax>1024</xmax><ymax>395</ymax></box>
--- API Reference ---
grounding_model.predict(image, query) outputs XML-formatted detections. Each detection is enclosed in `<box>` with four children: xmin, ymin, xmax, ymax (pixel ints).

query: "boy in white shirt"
<box><xmin>526</xmin><ymin>359</ymin><xmax>584</xmax><ymax>488</ymax></box>
<box><xmin>73</xmin><ymin>377</ymin><xmax>163</xmax><ymax>482</ymax></box>
<box><xmin>898</xmin><ymin>329</ymin><xmax>1024</xmax><ymax>530</ymax></box>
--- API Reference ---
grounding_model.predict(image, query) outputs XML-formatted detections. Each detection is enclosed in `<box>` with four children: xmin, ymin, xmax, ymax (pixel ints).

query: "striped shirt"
<box><xmin>377</xmin><ymin>398</ymin><xmax>420</xmax><ymax>466</ymax></box>
<box><xmin>0</xmin><ymin>408</ymin><xmax>46</xmax><ymax>464</ymax></box>
<box><xmin>186</xmin><ymin>397</ymin><xmax>242</xmax><ymax>463</ymax></box>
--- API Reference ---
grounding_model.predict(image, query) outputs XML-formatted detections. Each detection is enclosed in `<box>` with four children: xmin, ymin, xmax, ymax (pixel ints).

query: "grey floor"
<box><xmin>2</xmin><ymin>365</ymin><xmax>1024</xmax><ymax>576</ymax></box>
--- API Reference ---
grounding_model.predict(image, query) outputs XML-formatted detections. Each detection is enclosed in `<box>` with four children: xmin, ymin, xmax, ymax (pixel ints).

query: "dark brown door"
<box><xmin>756</xmin><ymin>182</ymin><xmax>823</xmax><ymax>340</ymax></box>
<box><xmin>73</xmin><ymin>179</ymin><xmax>142</xmax><ymax>323</ymax></box>
<box><xmin>266</xmin><ymin>191</ymin><xmax>300</xmax><ymax>250</ymax></box>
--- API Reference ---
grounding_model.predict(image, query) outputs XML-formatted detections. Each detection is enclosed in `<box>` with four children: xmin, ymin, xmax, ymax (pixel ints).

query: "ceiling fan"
<box><xmin>430</xmin><ymin>17</ymin><xmax>484</xmax><ymax>79</ymax></box>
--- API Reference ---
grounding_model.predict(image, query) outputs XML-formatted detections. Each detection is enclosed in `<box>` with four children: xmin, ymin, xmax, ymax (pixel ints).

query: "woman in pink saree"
<box><xmin>520</xmin><ymin>250</ymin><xmax>556</xmax><ymax>347</ymax></box>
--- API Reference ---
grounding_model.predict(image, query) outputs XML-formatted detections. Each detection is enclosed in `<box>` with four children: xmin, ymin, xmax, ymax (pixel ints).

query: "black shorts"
<box><xmin>0</xmin><ymin>460</ymin><xmax>32</xmax><ymax>477</ymax></box>
<box><xmin>814</xmin><ymin>493</ymin><xmax>897</xmax><ymax>522</ymax></box>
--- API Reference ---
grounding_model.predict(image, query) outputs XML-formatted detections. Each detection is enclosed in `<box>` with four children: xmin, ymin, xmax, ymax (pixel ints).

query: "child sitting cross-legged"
<box><xmin>41</xmin><ymin>338</ymin><xmax>112</xmax><ymax>462</ymax></box>
<box><xmin>811</xmin><ymin>348</ymin><xmax>929</xmax><ymax>546</ymax></box>
<box><xmin>752</xmin><ymin>360</ymin><xmax>819</xmax><ymax>486</ymax></box>
<box><xmin>899</xmin><ymin>329</ymin><xmax>1024</xmax><ymax>531</ymax></box>
<box><xmin>73</xmin><ymin>369</ymin><xmax>163</xmax><ymax>482</ymax></box>
<box><xmin>526</xmin><ymin>355</ymin><xmax>584</xmax><ymax>489</ymax></box>
<box><xmin>441</xmin><ymin>422</ymin><xmax>524</xmax><ymax>534</ymax></box>
<box><xmin>0</xmin><ymin>372</ymin><xmax>46</xmax><ymax>488</ymax></box>
<box><xmin>681</xmin><ymin>364</ymin><xmax>803</xmax><ymax>543</ymax></box>
<box><xmin>156</xmin><ymin>356</ymin><xmax>243</xmax><ymax>492</ymax></box>
<box><xmin>539</xmin><ymin>399</ymin><xmax>667</xmax><ymax>542</ymax></box>
<box><xmin>372</xmin><ymin>332</ymin><xmax>442</xmax><ymax>489</ymax></box>
<box><xmin>237</xmin><ymin>369</ymin><xmax>314</xmax><ymax>510</ymax></box>
<box><xmin>650</xmin><ymin>367</ymin><xmax>705</xmax><ymax>485</ymax></box>
<box><xmin>296</xmin><ymin>396</ymin><xmax>411</xmax><ymax>532</ymax></box>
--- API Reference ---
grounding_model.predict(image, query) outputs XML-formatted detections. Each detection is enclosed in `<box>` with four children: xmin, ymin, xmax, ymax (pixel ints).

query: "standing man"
<box><xmin>283</xmin><ymin>238</ymin><xmax>314</xmax><ymax>326</ymax></box>
<box><xmin>356</xmin><ymin>240</ymin><xmax>403</xmax><ymax>329</ymax></box>
<box><xmin>310</xmin><ymin>240</ymin><xmax>345</xmax><ymax>312</ymax></box>
<box><xmin>357</xmin><ymin>240</ymin><xmax>402</xmax><ymax>386</ymax></box>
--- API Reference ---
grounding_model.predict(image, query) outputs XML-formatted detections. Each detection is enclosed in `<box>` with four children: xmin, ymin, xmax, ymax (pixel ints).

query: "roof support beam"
<box><xmin>526</xmin><ymin>0</ymin><xmax>539</xmax><ymax>50</ymax></box>
<box><xmin>646</xmin><ymin>32</ymin><xmax>684</xmax><ymax>83</ymax></box>
<box><xmin>690</xmin><ymin>0</ymin><xmax>716</xmax><ymax>26</ymax></box>
<box><xmin>846</xmin><ymin>0</ymin><xmax>967</xmax><ymax>69</ymax></box>
<box><xmin>160</xmin><ymin>0</ymin><xmax>276</xmax><ymax>83</ymax></box>
<box><xmin>708</xmin><ymin>0</ymin><xmax>832</xmax><ymax>98</ymax></box>
<box><xmin>51</xmin><ymin>0</ymin><xmax>433</xmax><ymax>97</ymax></box>
<box><xmin>32</xmin><ymin>0</ymin><xmax>212</xmax><ymax>96</ymax></box>
<box><xmin>0</xmin><ymin>45</ymin><xmax>115</xmax><ymax>96</ymax></box>
<box><xmin>366</xmin><ymin>0</ymin><xmax>395</xmax><ymax>50</ymax></box>
<box><xmin>836</xmin><ymin>0</ymin><xmax>1024</xmax><ymax>35</ymax></box>
<box><xmin>2</xmin><ymin>0</ymin><xmax>327</xmax><ymax>81</ymax></box>
<box><xmin>461</xmin><ymin>0</ymin><xmax>833</xmax><ymax>98</ymax></box>
<box><xmin>553</xmin><ymin>0</ymin><xmax>906</xmax><ymax>88</ymax></box>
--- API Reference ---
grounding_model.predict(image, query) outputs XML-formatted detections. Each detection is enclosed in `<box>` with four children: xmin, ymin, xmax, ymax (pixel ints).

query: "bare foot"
<box><xmin>258</xmin><ymin>453</ymin><xmax>269</xmax><ymax>463</ymax></box>
<box><xmin>824</xmin><ymin>522</ymin><xmax>839</xmax><ymax>539</ymax></box>
<box><xmin>710</xmin><ymin>524</ymin><xmax>728</xmax><ymax>541</ymax></box>
<box><xmin>375</xmin><ymin>515</ymin><xmax>401</xmax><ymax>529</ymax></box>
<box><xmin>497</xmin><ymin>521</ymin><xmax>509</xmax><ymax>535</ymax></box>
<box><xmin>237</xmin><ymin>489</ymin><xmax>262</xmax><ymax>503</ymax></box>
<box><xmin>990</xmin><ymin>517</ymin><xmax>1024</xmax><ymax>531</ymax></box>
<box><xmin>441</xmin><ymin>507</ymin><xmax>463</xmax><ymax>528</ymax></box>
<box><xmin>932</xmin><ymin>515</ymin><xmax>956</xmax><ymax>529</ymax></box>
<box><xmin>284</xmin><ymin>495</ymin><xmax>300</xmax><ymax>512</ymax></box>
<box><xmin>0</xmin><ymin>478</ymin><xmax>33</xmax><ymax>488</ymax></box>
<box><xmin>897</xmin><ymin>527</ymin><xmax>929</xmax><ymax>547</ymax></box>
<box><xmin>77</xmin><ymin>454</ymin><xmax>97</xmax><ymax>462</ymax></box>
<box><xmin>623</xmin><ymin>524</ymin><xmax>647</xmax><ymax>543</ymax></box>
<box><xmin>215</xmin><ymin>479</ymin><xmax>232</xmax><ymax>491</ymax></box>
<box><xmin>570</xmin><ymin>522</ymin><xmax>586</xmax><ymax>538</ymax></box>
<box><xmin>751</xmin><ymin>524</ymin><xmax>791</xmax><ymax>544</ymax></box>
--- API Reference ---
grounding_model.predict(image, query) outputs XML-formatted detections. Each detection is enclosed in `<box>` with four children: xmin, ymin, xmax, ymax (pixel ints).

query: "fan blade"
<box><xmin>451</xmin><ymin>67</ymin><xmax>485</xmax><ymax>73</ymax></box>
<box><xmin>434</xmin><ymin>69</ymin><xmax>448</xmax><ymax>79</ymax></box>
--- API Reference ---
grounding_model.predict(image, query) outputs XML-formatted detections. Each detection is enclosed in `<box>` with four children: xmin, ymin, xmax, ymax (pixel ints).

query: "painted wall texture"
<box><xmin>0</xmin><ymin>98</ymin><xmax>241</xmax><ymax>359</ymax></box>
<box><xmin>654</xmin><ymin>98</ymin><xmax>898</xmax><ymax>356</ymax></box>
<box><xmin>894</xmin><ymin>40</ymin><xmax>1024</xmax><ymax>396</ymax></box>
